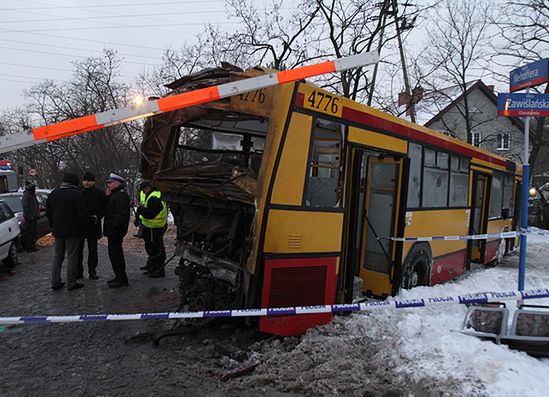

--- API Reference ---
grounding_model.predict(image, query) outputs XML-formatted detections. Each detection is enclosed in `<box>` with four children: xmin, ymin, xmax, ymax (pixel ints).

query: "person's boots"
<box><xmin>141</xmin><ymin>258</ymin><xmax>153</xmax><ymax>273</ymax></box>
<box><xmin>148</xmin><ymin>266</ymin><xmax>165</xmax><ymax>278</ymax></box>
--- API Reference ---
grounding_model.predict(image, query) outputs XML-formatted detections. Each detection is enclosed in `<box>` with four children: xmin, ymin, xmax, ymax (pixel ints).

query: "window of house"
<box><xmin>497</xmin><ymin>133</ymin><xmax>510</xmax><ymax>150</ymax></box>
<box><xmin>304</xmin><ymin>119</ymin><xmax>343</xmax><ymax>208</ymax></box>
<box><xmin>469</xmin><ymin>106</ymin><xmax>482</xmax><ymax>114</ymax></box>
<box><xmin>472</xmin><ymin>131</ymin><xmax>481</xmax><ymax>147</ymax></box>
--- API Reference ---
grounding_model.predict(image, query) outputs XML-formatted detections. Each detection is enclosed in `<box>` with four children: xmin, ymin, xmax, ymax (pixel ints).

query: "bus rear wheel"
<box><xmin>401</xmin><ymin>247</ymin><xmax>431</xmax><ymax>290</ymax></box>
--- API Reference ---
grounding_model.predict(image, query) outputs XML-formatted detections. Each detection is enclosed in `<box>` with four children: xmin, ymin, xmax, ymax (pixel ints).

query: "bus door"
<box><xmin>470</xmin><ymin>172</ymin><xmax>490</xmax><ymax>262</ymax></box>
<box><xmin>359</xmin><ymin>155</ymin><xmax>404</xmax><ymax>297</ymax></box>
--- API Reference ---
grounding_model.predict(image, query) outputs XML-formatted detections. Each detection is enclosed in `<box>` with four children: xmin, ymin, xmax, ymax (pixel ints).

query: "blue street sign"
<box><xmin>510</xmin><ymin>59</ymin><xmax>549</xmax><ymax>92</ymax></box>
<box><xmin>498</xmin><ymin>93</ymin><xmax>549</xmax><ymax>117</ymax></box>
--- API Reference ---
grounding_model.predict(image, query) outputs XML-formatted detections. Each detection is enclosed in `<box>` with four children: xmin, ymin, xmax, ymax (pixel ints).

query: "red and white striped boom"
<box><xmin>0</xmin><ymin>51</ymin><xmax>378</xmax><ymax>154</ymax></box>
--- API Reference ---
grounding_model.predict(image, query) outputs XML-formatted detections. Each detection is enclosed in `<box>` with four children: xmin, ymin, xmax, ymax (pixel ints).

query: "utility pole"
<box><xmin>368</xmin><ymin>0</ymin><xmax>391</xmax><ymax>106</ymax></box>
<box><xmin>392</xmin><ymin>0</ymin><xmax>416</xmax><ymax>123</ymax></box>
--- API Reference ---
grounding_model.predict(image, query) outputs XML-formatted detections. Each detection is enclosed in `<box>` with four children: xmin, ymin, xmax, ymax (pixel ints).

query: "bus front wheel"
<box><xmin>401</xmin><ymin>246</ymin><xmax>431</xmax><ymax>289</ymax></box>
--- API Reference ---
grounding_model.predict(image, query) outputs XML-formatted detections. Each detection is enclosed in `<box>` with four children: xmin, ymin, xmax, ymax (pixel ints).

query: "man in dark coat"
<box><xmin>103</xmin><ymin>173</ymin><xmax>130</xmax><ymax>288</ymax></box>
<box><xmin>46</xmin><ymin>172</ymin><xmax>87</xmax><ymax>291</ymax></box>
<box><xmin>77</xmin><ymin>171</ymin><xmax>106</xmax><ymax>280</ymax></box>
<box><xmin>21</xmin><ymin>181</ymin><xmax>39</xmax><ymax>252</ymax></box>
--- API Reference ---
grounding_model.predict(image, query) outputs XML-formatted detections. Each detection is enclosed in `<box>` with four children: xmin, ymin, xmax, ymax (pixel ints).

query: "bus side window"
<box><xmin>449</xmin><ymin>156</ymin><xmax>469</xmax><ymax>207</ymax></box>
<box><xmin>422</xmin><ymin>148</ymin><xmax>449</xmax><ymax>208</ymax></box>
<box><xmin>502</xmin><ymin>175</ymin><xmax>514</xmax><ymax>217</ymax></box>
<box><xmin>304</xmin><ymin>119</ymin><xmax>342</xmax><ymax>208</ymax></box>
<box><xmin>407</xmin><ymin>143</ymin><xmax>422</xmax><ymax>208</ymax></box>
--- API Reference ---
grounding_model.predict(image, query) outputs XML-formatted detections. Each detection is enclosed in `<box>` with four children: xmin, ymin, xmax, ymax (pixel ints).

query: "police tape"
<box><xmin>383</xmin><ymin>231</ymin><xmax>519</xmax><ymax>242</ymax></box>
<box><xmin>0</xmin><ymin>288</ymin><xmax>547</xmax><ymax>325</ymax></box>
<box><xmin>382</xmin><ymin>226</ymin><xmax>549</xmax><ymax>242</ymax></box>
<box><xmin>523</xmin><ymin>226</ymin><xmax>549</xmax><ymax>238</ymax></box>
<box><xmin>382</xmin><ymin>227</ymin><xmax>549</xmax><ymax>242</ymax></box>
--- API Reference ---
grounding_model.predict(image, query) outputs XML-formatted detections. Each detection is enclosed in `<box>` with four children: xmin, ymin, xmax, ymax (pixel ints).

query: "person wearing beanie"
<box><xmin>21</xmin><ymin>181</ymin><xmax>39</xmax><ymax>252</ymax></box>
<box><xmin>103</xmin><ymin>172</ymin><xmax>130</xmax><ymax>288</ymax></box>
<box><xmin>46</xmin><ymin>172</ymin><xmax>88</xmax><ymax>291</ymax></box>
<box><xmin>76</xmin><ymin>171</ymin><xmax>106</xmax><ymax>280</ymax></box>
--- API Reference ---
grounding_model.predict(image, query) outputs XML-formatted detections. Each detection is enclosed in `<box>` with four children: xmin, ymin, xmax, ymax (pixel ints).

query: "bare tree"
<box><xmin>224</xmin><ymin>0</ymin><xmax>321</xmax><ymax>70</ymax></box>
<box><xmin>2</xmin><ymin>50</ymin><xmax>141</xmax><ymax>187</ymax></box>
<box><xmin>421</xmin><ymin>0</ymin><xmax>495</xmax><ymax>143</ymax></box>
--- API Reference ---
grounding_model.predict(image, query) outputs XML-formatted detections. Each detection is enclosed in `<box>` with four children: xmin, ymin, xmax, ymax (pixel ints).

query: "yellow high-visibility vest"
<box><xmin>140</xmin><ymin>190</ymin><xmax>167</xmax><ymax>228</ymax></box>
<box><xmin>139</xmin><ymin>190</ymin><xmax>146</xmax><ymax>205</ymax></box>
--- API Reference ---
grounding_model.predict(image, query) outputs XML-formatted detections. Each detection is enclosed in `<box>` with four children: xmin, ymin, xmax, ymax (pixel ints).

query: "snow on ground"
<box><xmin>229</xmin><ymin>236</ymin><xmax>549</xmax><ymax>396</ymax></box>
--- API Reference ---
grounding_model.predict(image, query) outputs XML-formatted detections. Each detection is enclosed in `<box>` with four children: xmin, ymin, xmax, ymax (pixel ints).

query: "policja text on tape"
<box><xmin>1</xmin><ymin>288</ymin><xmax>547</xmax><ymax>326</ymax></box>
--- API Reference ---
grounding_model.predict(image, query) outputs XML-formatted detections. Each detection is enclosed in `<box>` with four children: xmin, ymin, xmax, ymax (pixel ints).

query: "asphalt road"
<box><xmin>0</xmin><ymin>234</ymin><xmax>268</xmax><ymax>397</ymax></box>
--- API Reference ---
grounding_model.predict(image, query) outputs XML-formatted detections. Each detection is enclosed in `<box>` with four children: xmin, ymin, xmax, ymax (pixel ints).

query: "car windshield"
<box><xmin>0</xmin><ymin>195</ymin><xmax>22</xmax><ymax>213</ymax></box>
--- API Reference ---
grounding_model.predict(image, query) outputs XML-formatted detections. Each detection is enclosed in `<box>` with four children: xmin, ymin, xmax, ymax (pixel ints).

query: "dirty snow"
<box><xmin>228</xmin><ymin>235</ymin><xmax>549</xmax><ymax>396</ymax></box>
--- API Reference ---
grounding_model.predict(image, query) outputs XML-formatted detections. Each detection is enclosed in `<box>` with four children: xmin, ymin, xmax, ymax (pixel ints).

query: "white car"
<box><xmin>0</xmin><ymin>200</ymin><xmax>20</xmax><ymax>267</ymax></box>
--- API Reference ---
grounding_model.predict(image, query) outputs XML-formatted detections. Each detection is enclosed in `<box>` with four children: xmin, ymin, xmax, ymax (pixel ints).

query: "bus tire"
<box><xmin>401</xmin><ymin>245</ymin><xmax>431</xmax><ymax>290</ymax></box>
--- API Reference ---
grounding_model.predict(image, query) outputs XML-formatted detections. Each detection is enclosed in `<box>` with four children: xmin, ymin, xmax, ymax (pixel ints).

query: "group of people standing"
<box><xmin>43</xmin><ymin>171</ymin><xmax>168</xmax><ymax>291</ymax></box>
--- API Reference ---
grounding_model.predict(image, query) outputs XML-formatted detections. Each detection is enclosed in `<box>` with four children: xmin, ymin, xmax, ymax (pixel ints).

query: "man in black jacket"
<box><xmin>46</xmin><ymin>172</ymin><xmax>87</xmax><ymax>291</ymax></box>
<box><xmin>77</xmin><ymin>172</ymin><xmax>106</xmax><ymax>280</ymax></box>
<box><xmin>21</xmin><ymin>181</ymin><xmax>39</xmax><ymax>252</ymax></box>
<box><xmin>103</xmin><ymin>173</ymin><xmax>130</xmax><ymax>288</ymax></box>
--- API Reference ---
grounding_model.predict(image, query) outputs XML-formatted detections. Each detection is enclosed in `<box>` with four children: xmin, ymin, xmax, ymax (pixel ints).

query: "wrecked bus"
<box><xmin>140</xmin><ymin>64</ymin><xmax>520</xmax><ymax>336</ymax></box>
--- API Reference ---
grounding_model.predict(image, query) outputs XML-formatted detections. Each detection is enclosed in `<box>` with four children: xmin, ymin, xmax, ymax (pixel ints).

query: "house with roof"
<box><xmin>400</xmin><ymin>80</ymin><xmax>526</xmax><ymax>163</ymax></box>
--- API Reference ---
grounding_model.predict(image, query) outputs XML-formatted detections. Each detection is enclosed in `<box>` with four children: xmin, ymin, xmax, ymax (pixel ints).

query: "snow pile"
<box><xmin>228</xmin><ymin>236</ymin><xmax>549</xmax><ymax>396</ymax></box>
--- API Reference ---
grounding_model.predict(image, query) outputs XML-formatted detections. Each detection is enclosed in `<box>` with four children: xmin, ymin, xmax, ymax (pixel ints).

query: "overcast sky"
<box><xmin>0</xmin><ymin>0</ymin><xmax>237</xmax><ymax>112</ymax></box>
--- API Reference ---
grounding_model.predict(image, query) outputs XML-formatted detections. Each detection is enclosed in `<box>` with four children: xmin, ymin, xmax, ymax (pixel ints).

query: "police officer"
<box><xmin>104</xmin><ymin>173</ymin><xmax>130</xmax><ymax>288</ymax></box>
<box><xmin>136</xmin><ymin>181</ymin><xmax>167</xmax><ymax>278</ymax></box>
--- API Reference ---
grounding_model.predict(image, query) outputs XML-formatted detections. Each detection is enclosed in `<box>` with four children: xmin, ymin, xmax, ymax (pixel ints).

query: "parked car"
<box><xmin>0</xmin><ymin>200</ymin><xmax>20</xmax><ymax>267</ymax></box>
<box><xmin>0</xmin><ymin>189</ymin><xmax>51</xmax><ymax>247</ymax></box>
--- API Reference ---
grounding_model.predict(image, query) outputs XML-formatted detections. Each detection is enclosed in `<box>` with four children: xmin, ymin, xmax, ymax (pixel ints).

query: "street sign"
<box><xmin>509</xmin><ymin>58</ymin><xmax>549</xmax><ymax>92</ymax></box>
<box><xmin>506</xmin><ymin>60</ymin><xmax>549</xmax><ymax>292</ymax></box>
<box><xmin>497</xmin><ymin>93</ymin><xmax>549</xmax><ymax>117</ymax></box>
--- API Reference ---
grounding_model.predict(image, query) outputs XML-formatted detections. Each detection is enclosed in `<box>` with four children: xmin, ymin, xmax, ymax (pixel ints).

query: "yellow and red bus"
<box><xmin>141</xmin><ymin>65</ymin><xmax>520</xmax><ymax>336</ymax></box>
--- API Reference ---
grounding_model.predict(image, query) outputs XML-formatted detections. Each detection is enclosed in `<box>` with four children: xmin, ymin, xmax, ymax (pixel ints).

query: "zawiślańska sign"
<box><xmin>498</xmin><ymin>93</ymin><xmax>549</xmax><ymax>117</ymax></box>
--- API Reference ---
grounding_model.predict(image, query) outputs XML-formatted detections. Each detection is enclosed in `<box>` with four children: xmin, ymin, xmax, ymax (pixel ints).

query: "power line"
<box><xmin>0</xmin><ymin>0</ymin><xmax>225</xmax><ymax>11</ymax></box>
<box><xmin>0</xmin><ymin>22</ymin><xmax>235</xmax><ymax>34</ymax></box>
<box><xmin>3</xmin><ymin>2</ymin><xmax>228</xmax><ymax>41</ymax></box>
<box><xmin>0</xmin><ymin>61</ymin><xmax>74</xmax><ymax>73</ymax></box>
<box><xmin>0</xmin><ymin>73</ymin><xmax>68</xmax><ymax>83</ymax></box>
<box><xmin>0</xmin><ymin>78</ymin><xmax>37</xmax><ymax>84</ymax></box>
<box><xmin>0</xmin><ymin>9</ymin><xmax>227</xmax><ymax>24</ymax></box>
<box><xmin>0</xmin><ymin>29</ymin><xmax>166</xmax><ymax>52</ymax></box>
<box><xmin>0</xmin><ymin>46</ymin><xmax>162</xmax><ymax>67</ymax></box>
<box><xmin>0</xmin><ymin>61</ymin><xmax>135</xmax><ymax>79</ymax></box>
<box><xmin>0</xmin><ymin>38</ymin><xmax>162</xmax><ymax>61</ymax></box>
